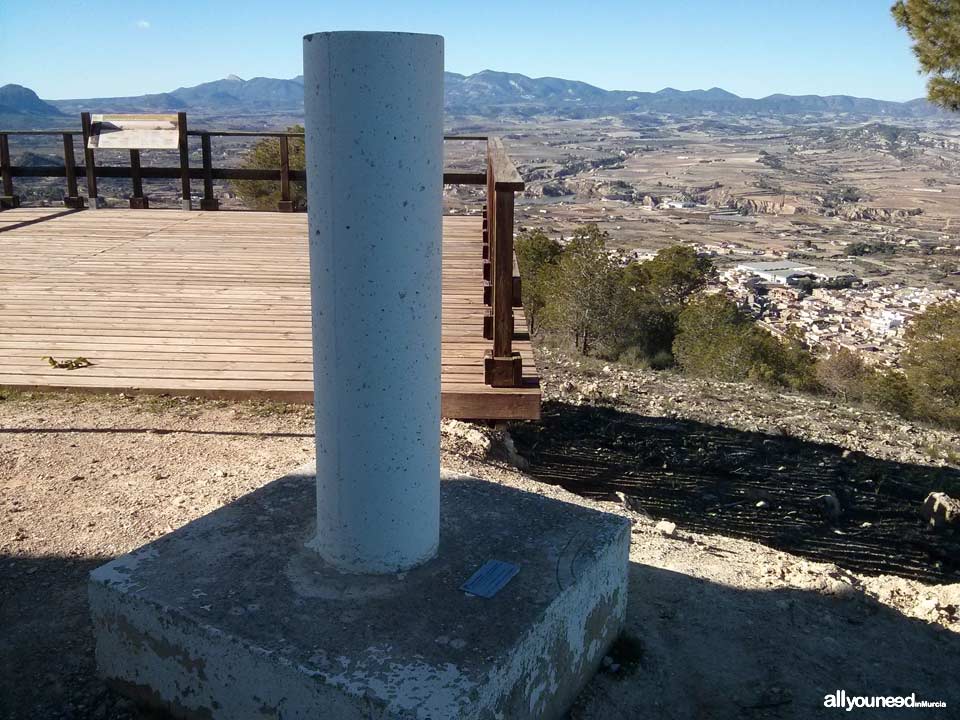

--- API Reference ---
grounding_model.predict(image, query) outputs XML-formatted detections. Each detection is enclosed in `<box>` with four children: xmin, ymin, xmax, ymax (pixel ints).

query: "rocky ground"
<box><xmin>516</xmin><ymin>348</ymin><xmax>960</xmax><ymax>586</ymax></box>
<box><xmin>2</xmin><ymin>365</ymin><xmax>959</xmax><ymax>718</ymax></box>
<box><xmin>535</xmin><ymin>347</ymin><xmax>960</xmax><ymax>471</ymax></box>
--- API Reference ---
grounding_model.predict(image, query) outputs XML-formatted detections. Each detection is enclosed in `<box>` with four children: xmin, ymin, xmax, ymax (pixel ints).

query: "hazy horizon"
<box><xmin>1</xmin><ymin>0</ymin><xmax>930</xmax><ymax>103</ymax></box>
<box><xmin>20</xmin><ymin>70</ymin><xmax>932</xmax><ymax>105</ymax></box>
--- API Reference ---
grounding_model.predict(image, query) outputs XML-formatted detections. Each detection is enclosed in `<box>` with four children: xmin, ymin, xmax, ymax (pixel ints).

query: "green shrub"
<box><xmin>542</xmin><ymin>225</ymin><xmax>623</xmax><ymax>356</ymax></box>
<box><xmin>631</xmin><ymin>245</ymin><xmax>713</xmax><ymax>309</ymax></box>
<box><xmin>530</xmin><ymin>228</ymin><xmax>716</xmax><ymax>361</ymax></box>
<box><xmin>815</xmin><ymin>348</ymin><xmax>870</xmax><ymax>401</ymax></box>
<box><xmin>863</xmin><ymin>367</ymin><xmax>915</xmax><ymax>417</ymax></box>
<box><xmin>233</xmin><ymin>126</ymin><xmax>306</xmax><ymax>210</ymax></box>
<box><xmin>673</xmin><ymin>295</ymin><xmax>817</xmax><ymax>390</ymax></box>
<box><xmin>672</xmin><ymin>295</ymin><xmax>750</xmax><ymax>381</ymax></box>
<box><xmin>515</xmin><ymin>229</ymin><xmax>562</xmax><ymax>335</ymax></box>
<box><xmin>901</xmin><ymin>300</ymin><xmax>960</xmax><ymax>428</ymax></box>
<box><xmin>648</xmin><ymin>350</ymin><xmax>675</xmax><ymax>370</ymax></box>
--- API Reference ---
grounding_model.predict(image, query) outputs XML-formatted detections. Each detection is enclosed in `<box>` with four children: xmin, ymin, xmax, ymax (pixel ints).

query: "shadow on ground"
<box><xmin>512</xmin><ymin>401</ymin><xmax>960</xmax><ymax>583</ymax></box>
<box><xmin>0</xmin><ymin>553</ymin><xmax>141</xmax><ymax>720</ymax></box>
<box><xmin>574</xmin><ymin>563</ymin><xmax>959</xmax><ymax>720</ymax></box>
<box><xmin>3</xmin><ymin>552</ymin><xmax>957</xmax><ymax>719</ymax></box>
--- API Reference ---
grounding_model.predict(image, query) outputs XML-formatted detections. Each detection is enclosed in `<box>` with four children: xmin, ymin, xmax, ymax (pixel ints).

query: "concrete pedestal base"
<box><xmin>89</xmin><ymin>467</ymin><xmax>630</xmax><ymax>720</ymax></box>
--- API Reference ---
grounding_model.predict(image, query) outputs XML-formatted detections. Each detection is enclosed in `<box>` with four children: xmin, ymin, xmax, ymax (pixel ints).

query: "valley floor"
<box><xmin>1</xmin><ymin>372</ymin><xmax>958</xmax><ymax>718</ymax></box>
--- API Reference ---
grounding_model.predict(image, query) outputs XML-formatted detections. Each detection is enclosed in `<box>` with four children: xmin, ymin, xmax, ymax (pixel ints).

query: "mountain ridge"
<box><xmin>2</xmin><ymin>70</ymin><xmax>946</xmax><ymax>120</ymax></box>
<box><xmin>0</xmin><ymin>84</ymin><xmax>65</xmax><ymax>116</ymax></box>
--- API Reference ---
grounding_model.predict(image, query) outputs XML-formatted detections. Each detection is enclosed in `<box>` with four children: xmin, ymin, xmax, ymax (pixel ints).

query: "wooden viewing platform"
<box><xmin>0</xmin><ymin>123</ymin><xmax>539</xmax><ymax>419</ymax></box>
<box><xmin>0</xmin><ymin>208</ymin><xmax>540</xmax><ymax>419</ymax></box>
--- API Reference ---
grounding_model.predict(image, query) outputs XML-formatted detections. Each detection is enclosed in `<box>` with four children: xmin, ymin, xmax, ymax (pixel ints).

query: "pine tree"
<box><xmin>893</xmin><ymin>0</ymin><xmax>960</xmax><ymax>111</ymax></box>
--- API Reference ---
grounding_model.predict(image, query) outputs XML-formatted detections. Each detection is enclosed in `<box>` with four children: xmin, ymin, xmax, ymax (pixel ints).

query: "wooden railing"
<box><xmin>0</xmin><ymin>127</ymin><xmax>485</xmax><ymax>211</ymax></box>
<box><xmin>0</xmin><ymin>126</ymin><xmax>525</xmax><ymax>387</ymax></box>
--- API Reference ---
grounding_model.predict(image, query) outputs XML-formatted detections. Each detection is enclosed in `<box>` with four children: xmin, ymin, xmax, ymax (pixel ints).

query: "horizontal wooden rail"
<box><xmin>4</xmin><ymin>165</ymin><xmax>295</xmax><ymax>180</ymax></box>
<box><xmin>0</xmin><ymin>130</ymin><xmax>73</xmax><ymax>136</ymax></box>
<box><xmin>5</xmin><ymin>165</ymin><xmax>485</xmax><ymax>185</ymax></box>
<box><xmin>187</xmin><ymin>130</ymin><xmax>303</xmax><ymax>138</ymax></box>
<box><xmin>2</xmin><ymin>130</ymin><xmax>490</xmax><ymax>140</ymax></box>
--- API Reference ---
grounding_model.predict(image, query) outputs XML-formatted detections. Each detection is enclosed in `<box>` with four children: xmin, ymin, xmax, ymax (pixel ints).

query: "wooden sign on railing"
<box><xmin>81</xmin><ymin>111</ymin><xmax>190</xmax><ymax>210</ymax></box>
<box><xmin>87</xmin><ymin>114</ymin><xmax>181</xmax><ymax>150</ymax></box>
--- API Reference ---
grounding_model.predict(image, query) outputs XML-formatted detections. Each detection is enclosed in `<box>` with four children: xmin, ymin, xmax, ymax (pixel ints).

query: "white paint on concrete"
<box><xmin>302</xmin><ymin>31</ymin><xmax>444</xmax><ymax>573</ymax></box>
<box><xmin>89</xmin><ymin>545</ymin><xmax>158</xmax><ymax>591</ymax></box>
<box><xmin>322</xmin><ymin>644</ymin><xmax>478</xmax><ymax>717</ymax></box>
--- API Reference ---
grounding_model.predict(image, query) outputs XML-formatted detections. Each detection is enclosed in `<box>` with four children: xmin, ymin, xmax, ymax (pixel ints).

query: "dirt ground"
<box><xmin>2</xmin><ymin>388</ymin><xmax>958</xmax><ymax>719</ymax></box>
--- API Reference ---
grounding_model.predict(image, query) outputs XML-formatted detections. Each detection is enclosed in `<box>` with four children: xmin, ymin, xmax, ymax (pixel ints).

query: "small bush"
<box><xmin>233</xmin><ymin>126</ymin><xmax>306</xmax><ymax>210</ymax></box>
<box><xmin>605</xmin><ymin>633</ymin><xmax>645</xmax><ymax>677</ymax></box>
<box><xmin>816</xmin><ymin>348</ymin><xmax>870</xmax><ymax>401</ymax></box>
<box><xmin>648</xmin><ymin>350</ymin><xmax>675</xmax><ymax>370</ymax></box>
<box><xmin>901</xmin><ymin>300</ymin><xmax>960</xmax><ymax>428</ymax></box>
<box><xmin>518</xmin><ymin>228</ymin><xmax>716</xmax><ymax>365</ymax></box>
<box><xmin>673</xmin><ymin>295</ymin><xmax>817</xmax><ymax>390</ymax></box>
<box><xmin>863</xmin><ymin>368</ymin><xmax>915</xmax><ymax>417</ymax></box>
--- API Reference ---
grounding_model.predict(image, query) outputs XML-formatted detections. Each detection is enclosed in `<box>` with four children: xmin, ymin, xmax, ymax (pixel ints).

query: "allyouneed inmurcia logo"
<box><xmin>824</xmin><ymin>690</ymin><xmax>947</xmax><ymax>711</ymax></box>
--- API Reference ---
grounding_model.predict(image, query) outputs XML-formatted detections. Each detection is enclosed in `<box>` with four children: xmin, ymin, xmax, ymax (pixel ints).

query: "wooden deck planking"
<box><xmin>0</xmin><ymin>209</ymin><xmax>539</xmax><ymax>419</ymax></box>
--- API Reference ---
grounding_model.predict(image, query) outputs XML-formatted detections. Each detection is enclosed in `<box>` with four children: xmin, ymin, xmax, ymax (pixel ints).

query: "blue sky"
<box><xmin>1</xmin><ymin>0</ymin><xmax>928</xmax><ymax>101</ymax></box>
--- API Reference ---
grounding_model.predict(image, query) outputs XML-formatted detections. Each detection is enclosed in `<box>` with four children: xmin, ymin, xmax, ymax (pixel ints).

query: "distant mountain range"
<box><xmin>443</xmin><ymin>71</ymin><xmax>945</xmax><ymax>118</ymax></box>
<box><xmin>45</xmin><ymin>76</ymin><xmax>308</xmax><ymax>116</ymax></box>
<box><xmin>0</xmin><ymin>71</ymin><xmax>948</xmax><ymax>124</ymax></box>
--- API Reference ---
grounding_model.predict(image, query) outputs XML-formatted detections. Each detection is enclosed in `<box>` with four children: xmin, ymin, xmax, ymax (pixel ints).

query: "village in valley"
<box><xmin>441</xmin><ymin>112</ymin><xmax>960</xmax><ymax>368</ymax></box>
<box><xmin>8</xmin><ymin>97</ymin><xmax>960</xmax><ymax>368</ymax></box>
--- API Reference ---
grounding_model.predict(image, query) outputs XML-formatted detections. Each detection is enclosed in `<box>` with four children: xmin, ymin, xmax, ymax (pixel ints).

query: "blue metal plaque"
<box><xmin>460</xmin><ymin>560</ymin><xmax>519</xmax><ymax>598</ymax></box>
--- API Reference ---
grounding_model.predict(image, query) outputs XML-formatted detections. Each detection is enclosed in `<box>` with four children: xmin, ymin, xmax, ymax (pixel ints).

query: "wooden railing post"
<box><xmin>62</xmin><ymin>133</ymin><xmax>83</xmax><ymax>208</ymax></box>
<box><xmin>177</xmin><ymin>111</ymin><xmax>191</xmax><ymax>210</ymax></box>
<box><xmin>199</xmin><ymin>133</ymin><xmax>219</xmax><ymax>210</ymax></box>
<box><xmin>80</xmin><ymin>112</ymin><xmax>100</xmax><ymax>208</ymax></box>
<box><xmin>492</xmin><ymin>188</ymin><xmax>516</xmax><ymax>358</ymax></box>
<box><xmin>482</xmin><ymin>150</ymin><xmax>495</xmax><ymax>329</ymax></box>
<box><xmin>129</xmin><ymin>149</ymin><xmax>148</xmax><ymax>208</ymax></box>
<box><xmin>484</xmin><ymin>148</ymin><xmax>495</xmax><ymax>283</ymax></box>
<box><xmin>483</xmin><ymin>137</ymin><xmax>524</xmax><ymax>387</ymax></box>
<box><xmin>0</xmin><ymin>133</ymin><xmax>20</xmax><ymax>209</ymax></box>
<box><xmin>277</xmin><ymin>136</ymin><xmax>293</xmax><ymax>212</ymax></box>
<box><xmin>482</xmin><ymin>205</ymin><xmax>489</xmax><ymax>258</ymax></box>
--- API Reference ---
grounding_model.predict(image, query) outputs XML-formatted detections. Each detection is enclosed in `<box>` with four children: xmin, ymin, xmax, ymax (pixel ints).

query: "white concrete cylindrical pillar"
<box><xmin>303</xmin><ymin>31</ymin><xmax>444</xmax><ymax>574</ymax></box>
